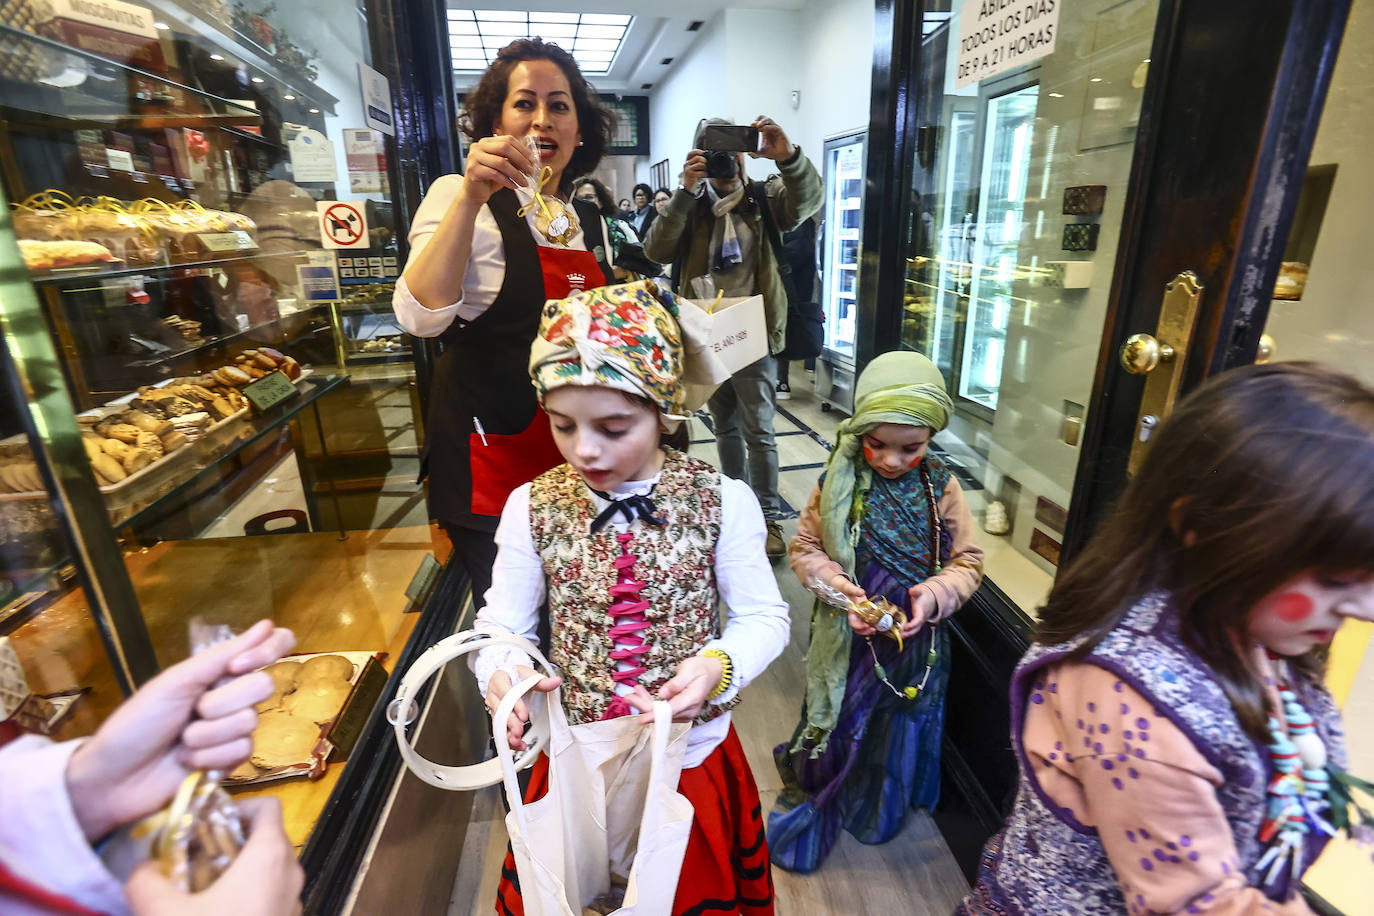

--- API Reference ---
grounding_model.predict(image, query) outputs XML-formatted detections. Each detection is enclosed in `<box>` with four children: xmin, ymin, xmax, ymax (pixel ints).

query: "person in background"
<box><xmin>960</xmin><ymin>362</ymin><xmax>1374</xmax><ymax>915</ymax></box>
<box><xmin>477</xmin><ymin>283</ymin><xmax>789</xmax><ymax>915</ymax></box>
<box><xmin>0</xmin><ymin>620</ymin><xmax>301</xmax><ymax>915</ymax></box>
<box><xmin>653</xmin><ymin>187</ymin><xmax>672</xmax><ymax>215</ymax></box>
<box><xmin>392</xmin><ymin>38</ymin><xmax>617</xmax><ymax>605</ymax></box>
<box><xmin>571</xmin><ymin>176</ymin><xmax>661</xmax><ymax>280</ymax></box>
<box><xmin>643</xmin><ymin>115</ymin><xmax>822</xmax><ymax>559</ymax></box>
<box><xmin>770</xmin><ymin>351</ymin><xmax>983</xmax><ymax>873</ymax></box>
<box><xmin>775</xmin><ymin>215</ymin><xmax>821</xmax><ymax>400</ymax></box>
<box><xmin>627</xmin><ymin>183</ymin><xmax>657</xmax><ymax>240</ymax></box>
<box><xmin>617</xmin><ymin>197</ymin><xmax>633</xmax><ymax>221</ymax></box>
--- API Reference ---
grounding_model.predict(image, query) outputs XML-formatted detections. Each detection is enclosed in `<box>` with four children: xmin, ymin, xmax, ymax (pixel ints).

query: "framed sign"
<box><xmin>600</xmin><ymin>95</ymin><xmax>649</xmax><ymax>156</ymax></box>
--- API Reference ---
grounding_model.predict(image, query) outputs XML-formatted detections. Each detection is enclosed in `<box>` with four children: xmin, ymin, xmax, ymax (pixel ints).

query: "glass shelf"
<box><xmin>113</xmin><ymin>372</ymin><xmax>348</xmax><ymax>531</ymax></box>
<box><xmin>0</xmin><ymin>24</ymin><xmax>262</xmax><ymax>126</ymax></box>
<box><xmin>143</xmin><ymin>0</ymin><xmax>340</xmax><ymax>114</ymax></box>
<box><xmin>29</xmin><ymin>250</ymin><xmax>319</xmax><ymax>287</ymax></box>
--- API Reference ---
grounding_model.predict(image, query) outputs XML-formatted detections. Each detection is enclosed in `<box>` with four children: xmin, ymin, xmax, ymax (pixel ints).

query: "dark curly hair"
<box><xmin>571</xmin><ymin>176</ymin><xmax>617</xmax><ymax>219</ymax></box>
<box><xmin>458</xmin><ymin>38</ymin><xmax>616</xmax><ymax>192</ymax></box>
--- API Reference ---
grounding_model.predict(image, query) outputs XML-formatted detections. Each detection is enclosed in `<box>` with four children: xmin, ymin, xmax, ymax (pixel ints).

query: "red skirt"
<box><xmin>495</xmin><ymin>725</ymin><xmax>774</xmax><ymax>916</ymax></box>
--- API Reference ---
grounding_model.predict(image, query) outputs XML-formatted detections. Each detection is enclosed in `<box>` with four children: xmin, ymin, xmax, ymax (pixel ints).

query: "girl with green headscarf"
<box><xmin>767</xmin><ymin>350</ymin><xmax>985</xmax><ymax>874</ymax></box>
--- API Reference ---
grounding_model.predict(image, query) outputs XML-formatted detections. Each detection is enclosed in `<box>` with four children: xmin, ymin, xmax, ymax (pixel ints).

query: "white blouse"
<box><xmin>474</xmin><ymin>471</ymin><xmax>791</xmax><ymax>768</ymax></box>
<box><xmin>392</xmin><ymin>175</ymin><xmax>620</xmax><ymax>338</ymax></box>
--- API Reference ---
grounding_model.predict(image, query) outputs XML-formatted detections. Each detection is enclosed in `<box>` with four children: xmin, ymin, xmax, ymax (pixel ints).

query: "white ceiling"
<box><xmin>448</xmin><ymin>0</ymin><xmax>808</xmax><ymax>94</ymax></box>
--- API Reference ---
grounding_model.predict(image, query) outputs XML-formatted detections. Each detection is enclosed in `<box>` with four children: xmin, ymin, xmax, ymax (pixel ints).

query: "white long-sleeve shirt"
<box><xmin>393</xmin><ymin>175</ymin><xmax>622</xmax><ymax>338</ymax></box>
<box><xmin>0</xmin><ymin>736</ymin><xmax>129</xmax><ymax>916</ymax></box>
<box><xmin>474</xmin><ymin>471</ymin><xmax>791</xmax><ymax>768</ymax></box>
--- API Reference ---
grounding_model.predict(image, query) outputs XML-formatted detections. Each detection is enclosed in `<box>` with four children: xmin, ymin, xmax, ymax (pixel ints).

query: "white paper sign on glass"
<box><xmin>288</xmin><ymin>129</ymin><xmax>338</xmax><ymax>182</ymax></box>
<box><xmin>357</xmin><ymin>63</ymin><xmax>396</xmax><ymax>136</ymax></box>
<box><xmin>955</xmin><ymin>0</ymin><xmax>1061</xmax><ymax>89</ymax></box>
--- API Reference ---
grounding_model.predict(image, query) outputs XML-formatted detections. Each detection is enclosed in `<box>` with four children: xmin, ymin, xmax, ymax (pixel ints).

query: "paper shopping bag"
<box><xmin>680</xmin><ymin>294</ymin><xmax>767</xmax><ymax>409</ymax></box>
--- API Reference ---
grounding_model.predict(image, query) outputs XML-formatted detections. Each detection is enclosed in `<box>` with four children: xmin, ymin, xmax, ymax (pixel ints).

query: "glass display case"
<box><xmin>0</xmin><ymin>0</ymin><xmax>465</xmax><ymax>908</ymax></box>
<box><xmin>815</xmin><ymin>128</ymin><xmax>865</xmax><ymax>414</ymax></box>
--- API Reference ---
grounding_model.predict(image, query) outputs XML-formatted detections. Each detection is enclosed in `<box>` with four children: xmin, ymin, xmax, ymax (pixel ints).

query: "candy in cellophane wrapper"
<box><xmin>807</xmin><ymin>576</ymin><xmax>909</xmax><ymax>651</ymax></box>
<box><xmin>100</xmin><ymin>619</ymin><xmax>248</xmax><ymax>890</ymax></box>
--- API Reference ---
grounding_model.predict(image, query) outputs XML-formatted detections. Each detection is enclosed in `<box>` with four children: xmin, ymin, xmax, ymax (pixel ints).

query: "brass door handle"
<box><xmin>1122</xmin><ymin>271</ymin><xmax>1204</xmax><ymax>474</ymax></box>
<box><xmin>1119</xmin><ymin>333</ymin><xmax>1175</xmax><ymax>374</ymax></box>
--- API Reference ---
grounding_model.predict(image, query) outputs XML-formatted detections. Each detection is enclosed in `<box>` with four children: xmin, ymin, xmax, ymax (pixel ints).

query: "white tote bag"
<box><xmin>494</xmin><ymin>677</ymin><xmax>695</xmax><ymax>916</ymax></box>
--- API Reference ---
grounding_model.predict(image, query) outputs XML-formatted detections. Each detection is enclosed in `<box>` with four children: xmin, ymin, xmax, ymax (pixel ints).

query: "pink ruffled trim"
<box><xmin>602</xmin><ymin>532</ymin><xmax>651</xmax><ymax>720</ymax></box>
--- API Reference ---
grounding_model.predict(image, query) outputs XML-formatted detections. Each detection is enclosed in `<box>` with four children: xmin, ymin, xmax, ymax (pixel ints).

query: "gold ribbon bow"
<box><xmin>517</xmin><ymin>166</ymin><xmax>579</xmax><ymax>246</ymax></box>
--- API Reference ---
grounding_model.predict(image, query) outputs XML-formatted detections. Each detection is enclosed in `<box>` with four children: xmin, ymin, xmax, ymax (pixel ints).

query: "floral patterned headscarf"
<box><xmin>529</xmin><ymin>280</ymin><xmax>724</xmax><ymax>427</ymax></box>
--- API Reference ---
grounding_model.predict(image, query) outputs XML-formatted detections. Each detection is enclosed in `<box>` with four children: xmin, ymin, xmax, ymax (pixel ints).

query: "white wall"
<box><xmin>792</xmin><ymin>0</ymin><xmax>874</xmax><ymax>160</ymax></box>
<box><xmin>642</xmin><ymin>0</ymin><xmax>874</xmax><ymax>187</ymax></box>
<box><xmin>644</xmin><ymin>11</ymin><xmax>729</xmax><ymax>186</ymax></box>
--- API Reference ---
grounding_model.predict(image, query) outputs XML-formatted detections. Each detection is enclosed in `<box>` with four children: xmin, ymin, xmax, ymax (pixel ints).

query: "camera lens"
<box><xmin>705</xmin><ymin>150</ymin><xmax>737</xmax><ymax>179</ymax></box>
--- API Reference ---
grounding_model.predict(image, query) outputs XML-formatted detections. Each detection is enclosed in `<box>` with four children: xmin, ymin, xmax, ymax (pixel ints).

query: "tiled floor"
<box><xmin>445</xmin><ymin>364</ymin><xmax>970</xmax><ymax>916</ymax></box>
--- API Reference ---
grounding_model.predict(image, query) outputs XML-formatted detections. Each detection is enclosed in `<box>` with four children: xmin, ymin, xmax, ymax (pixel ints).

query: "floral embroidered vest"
<box><xmin>959</xmin><ymin>591</ymin><xmax>1346</xmax><ymax>915</ymax></box>
<box><xmin>529</xmin><ymin>448</ymin><xmax>736</xmax><ymax>726</ymax></box>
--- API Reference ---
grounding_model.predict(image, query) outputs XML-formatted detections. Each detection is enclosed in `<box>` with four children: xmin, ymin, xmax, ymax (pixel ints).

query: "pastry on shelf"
<box><xmin>16</xmin><ymin>239</ymin><xmax>118</xmax><ymax>271</ymax></box>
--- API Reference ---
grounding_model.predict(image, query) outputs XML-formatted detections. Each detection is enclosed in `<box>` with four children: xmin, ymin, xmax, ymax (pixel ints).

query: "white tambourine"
<box><xmin>389</xmin><ymin>627</ymin><xmax>558</xmax><ymax>791</ymax></box>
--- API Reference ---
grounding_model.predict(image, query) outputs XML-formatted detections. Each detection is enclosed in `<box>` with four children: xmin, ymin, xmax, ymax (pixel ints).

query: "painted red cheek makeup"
<box><xmin>863</xmin><ymin>444</ymin><xmax>877</xmax><ymax>466</ymax></box>
<box><xmin>1273</xmin><ymin>592</ymin><xmax>1315</xmax><ymax>623</ymax></box>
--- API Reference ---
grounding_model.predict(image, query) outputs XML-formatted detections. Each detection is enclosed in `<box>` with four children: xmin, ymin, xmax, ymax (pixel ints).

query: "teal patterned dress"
<box><xmin>768</xmin><ymin>455</ymin><xmax>955</xmax><ymax>873</ymax></box>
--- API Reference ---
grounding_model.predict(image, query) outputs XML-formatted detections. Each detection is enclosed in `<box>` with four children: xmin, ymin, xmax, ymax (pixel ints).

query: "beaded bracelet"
<box><xmin>699</xmin><ymin>648</ymin><xmax>734</xmax><ymax>700</ymax></box>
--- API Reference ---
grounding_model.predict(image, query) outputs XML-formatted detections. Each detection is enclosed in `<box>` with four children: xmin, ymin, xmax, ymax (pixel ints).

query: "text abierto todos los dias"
<box><xmin>955</xmin><ymin>0</ymin><xmax>1060</xmax><ymax>89</ymax></box>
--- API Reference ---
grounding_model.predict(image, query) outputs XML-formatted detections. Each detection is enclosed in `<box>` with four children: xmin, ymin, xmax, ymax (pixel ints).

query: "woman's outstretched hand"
<box><xmin>461</xmin><ymin>135</ymin><xmax>538</xmax><ymax>206</ymax></box>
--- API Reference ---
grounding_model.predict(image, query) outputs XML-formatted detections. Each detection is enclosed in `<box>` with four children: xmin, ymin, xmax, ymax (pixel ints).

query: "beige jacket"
<box><xmin>642</xmin><ymin>147</ymin><xmax>823</xmax><ymax>354</ymax></box>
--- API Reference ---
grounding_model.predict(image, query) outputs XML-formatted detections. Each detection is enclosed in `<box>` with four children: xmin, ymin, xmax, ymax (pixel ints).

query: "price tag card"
<box><xmin>243</xmin><ymin>370</ymin><xmax>299</xmax><ymax>412</ymax></box>
<box><xmin>196</xmin><ymin>231</ymin><xmax>259</xmax><ymax>253</ymax></box>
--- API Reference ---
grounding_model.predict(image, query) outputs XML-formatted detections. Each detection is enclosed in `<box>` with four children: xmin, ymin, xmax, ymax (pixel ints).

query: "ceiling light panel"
<box><xmin>447</xmin><ymin>9</ymin><xmax>632</xmax><ymax>72</ymax></box>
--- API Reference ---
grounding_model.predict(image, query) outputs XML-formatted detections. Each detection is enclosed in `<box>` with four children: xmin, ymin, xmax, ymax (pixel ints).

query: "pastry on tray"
<box><xmin>299</xmin><ymin>654</ymin><xmax>354</xmax><ymax>683</ymax></box>
<box><xmin>284</xmin><ymin>679</ymin><xmax>350</xmax><ymax>725</ymax></box>
<box><xmin>249</xmin><ymin>711</ymin><xmax>322</xmax><ymax>770</ymax></box>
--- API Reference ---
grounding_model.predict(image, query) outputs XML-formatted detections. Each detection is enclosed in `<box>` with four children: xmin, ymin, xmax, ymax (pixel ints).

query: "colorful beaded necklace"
<box><xmin>1259</xmin><ymin>653</ymin><xmax>1374</xmax><ymax>891</ymax></box>
<box><xmin>867</xmin><ymin>461</ymin><xmax>943</xmax><ymax>702</ymax></box>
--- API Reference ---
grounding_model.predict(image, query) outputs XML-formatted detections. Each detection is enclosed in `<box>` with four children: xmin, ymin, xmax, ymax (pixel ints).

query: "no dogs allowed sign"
<box><xmin>955</xmin><ymin>0</ymin><xmax>1060</xmax><ymax>88</ymax></box>
<box><xmin>318</xmin><ymin>200</ymin><xmax>369</xmax><ymax>250</ymax></box>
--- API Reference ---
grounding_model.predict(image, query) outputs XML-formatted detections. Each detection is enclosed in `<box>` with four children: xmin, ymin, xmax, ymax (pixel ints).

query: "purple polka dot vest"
<box><xmin>959</xmin><ymin>591</ymin><xmax>1346</xmax><ymax>915</ymax></box>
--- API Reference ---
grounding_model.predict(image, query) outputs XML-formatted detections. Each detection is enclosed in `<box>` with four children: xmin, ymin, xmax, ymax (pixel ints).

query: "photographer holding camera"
<box><xmin>643</xmin><ymin>115</ymin><xmax>821</xmax><ymax>558</ymax></box>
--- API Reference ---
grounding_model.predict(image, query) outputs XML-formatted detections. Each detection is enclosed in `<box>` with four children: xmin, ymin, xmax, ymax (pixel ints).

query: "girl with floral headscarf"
<box><xmin>473</xmin><ymin>280</ymin><xmax>790</xmax><ymax>915</ymax></box>
<box><xmin>768</xmin><ymin>350</ymin><xmax>985</xmax><ymax>873</ymax></box>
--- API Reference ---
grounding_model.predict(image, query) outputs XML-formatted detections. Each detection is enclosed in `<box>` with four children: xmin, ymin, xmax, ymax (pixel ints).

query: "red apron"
<box><xmin>465</xmin><ymin>244</ymin><xmax>606</xmax><ymax>517</ymax></box>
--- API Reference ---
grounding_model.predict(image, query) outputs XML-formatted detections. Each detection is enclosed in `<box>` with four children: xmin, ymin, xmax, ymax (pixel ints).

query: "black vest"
<box><xmin>422</xmin><ymin>190</ymin><xmax>613</xmax><ymax>530</ymax></box>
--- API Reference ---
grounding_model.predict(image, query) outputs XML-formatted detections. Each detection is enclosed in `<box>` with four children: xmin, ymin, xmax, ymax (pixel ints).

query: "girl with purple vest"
<box><xmin>474</xmin><ymin>280</ymin><xmax>790</xmax><ymax>915</ymax></box>
<box><xmin>960</xmin><ymin>362</ymin><xmax>1374</xmax><ymax>916</ymax></box>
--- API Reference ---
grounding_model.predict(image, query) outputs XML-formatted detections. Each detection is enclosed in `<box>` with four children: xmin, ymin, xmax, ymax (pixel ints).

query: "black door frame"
<box><xmin>860</xmin><ymin>0</ymin><xmax>1352</xmax><ymax>884</ymax></box>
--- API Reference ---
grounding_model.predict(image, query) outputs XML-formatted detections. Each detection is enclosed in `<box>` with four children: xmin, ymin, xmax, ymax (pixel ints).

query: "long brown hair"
<box><xmin>459</xmin><ymin>38</ymin><xmax>616</xmax><ymax>191</ymax></box>
<box><xmin>1038</xmin><ymin>362</ymin><xmax>1374</xmax><ymax>740</ymax></box>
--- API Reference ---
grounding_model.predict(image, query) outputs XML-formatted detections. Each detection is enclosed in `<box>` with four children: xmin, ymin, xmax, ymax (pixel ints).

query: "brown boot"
<box><xmin>765</xmin><ymin>521</ymin><xmax>786</xmax><ymax>560</ymax></box>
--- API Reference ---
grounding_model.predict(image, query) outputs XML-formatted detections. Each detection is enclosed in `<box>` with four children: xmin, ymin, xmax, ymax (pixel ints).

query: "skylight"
<box><xmin>448</xmin><ymin>10</ymin><xmax>633</xmax><ymax>74</ymax></box>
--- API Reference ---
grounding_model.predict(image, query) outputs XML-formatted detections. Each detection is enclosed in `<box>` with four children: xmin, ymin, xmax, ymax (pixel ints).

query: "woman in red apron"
<box><xmin>393</xmin><ymin>39</ymin><xmax>618</xmax><ymax>604</ymax></box>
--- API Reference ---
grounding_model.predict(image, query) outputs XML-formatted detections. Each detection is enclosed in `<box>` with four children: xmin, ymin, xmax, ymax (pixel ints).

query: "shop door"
<box><xmin>874</xmin><ymin>0</ymin><xmax>1351</xmax><ymax>878</ymax></box>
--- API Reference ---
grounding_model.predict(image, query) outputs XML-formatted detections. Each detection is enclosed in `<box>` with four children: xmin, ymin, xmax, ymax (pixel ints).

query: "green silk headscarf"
<box><xmin>798</xmin><ymin>350</ymin><xmax>953</xmax><ymax>753</ymax></box>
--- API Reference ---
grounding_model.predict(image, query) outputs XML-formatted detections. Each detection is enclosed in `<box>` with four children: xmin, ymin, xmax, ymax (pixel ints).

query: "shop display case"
<box><xmin>0</xmin><ymin>0</ymin><xmax>467</xmax><ymax>909</ymax></box>
<box><xmin>815</xmin><ymin>129</ymin><xmax>865</xmax><ymax>414</ymax></box>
